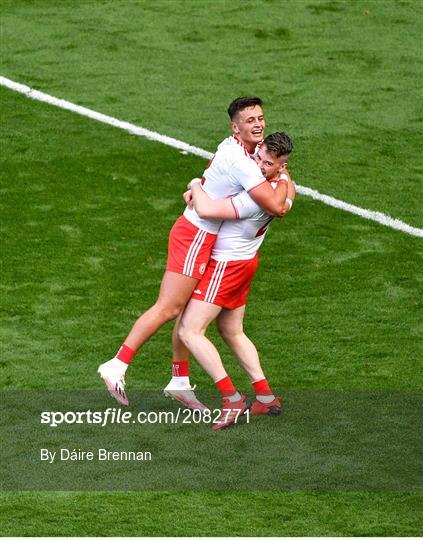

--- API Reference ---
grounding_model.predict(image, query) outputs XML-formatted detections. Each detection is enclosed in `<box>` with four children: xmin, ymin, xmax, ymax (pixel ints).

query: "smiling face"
<box><xmin>255</xmin><ymin>144</ymin><xmax>289</xmax><ymax>181</ymax></box>
<box><xmin>231</xmin><ymin>105</ymin><xmax>265</xmax><ymax>152</ymax></box>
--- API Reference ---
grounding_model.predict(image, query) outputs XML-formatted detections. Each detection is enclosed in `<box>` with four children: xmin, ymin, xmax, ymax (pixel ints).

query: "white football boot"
<box><xmin>164</xmin><ymin>378</ymin><xmax>209</xmax><ymax>411</ymax></box>
<box><xmin>98</xmin><ymin>358</ymin><xmax>129</xmax><ymax>406</ymax></box>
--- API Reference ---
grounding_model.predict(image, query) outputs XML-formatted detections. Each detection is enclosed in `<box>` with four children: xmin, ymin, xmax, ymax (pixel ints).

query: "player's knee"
<box><xmin>217</xmin><ymin>321</ymin><xmax>243</xmax><ymax>342</ymax></box>
<box><xmin>177</xmin><ymin>322</ymin><xmax>191</xmax><ymax>346</ymax></box>
<box><xmin>178</xmin><ymin>319</ymin><xmax>203</xmax><ymax>345</ymax></box>
<box><xmin>156</xmin><ymin>302</ymin><xmax>184</xmax><ymax>322</ymax></box>
<box><xmin>167</xmin><ymin>305</ymin><xmax>184</xmax><ymax>321</ymax></box>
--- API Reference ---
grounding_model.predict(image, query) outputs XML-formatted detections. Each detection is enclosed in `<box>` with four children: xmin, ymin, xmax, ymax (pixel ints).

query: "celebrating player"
<box><xmin>98</xmin><ymin>97</ymin><xmax>290</xmax><ymax>407</ymax></box>
<box><xmin>178</xmin><ymin>132</ymin><xmax>295</xmax><ymax>430</ymax></box>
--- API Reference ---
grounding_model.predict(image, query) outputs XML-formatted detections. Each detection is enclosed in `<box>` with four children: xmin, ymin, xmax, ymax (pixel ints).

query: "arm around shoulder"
<box><xmin>248</xmin><ymin>180</ymin><xmax>288</xmax><ymax>217</ymax></box>
<box><xmin>191</xmin><ymin>183</ymin><xmax>237</xmax><ymax>220</ymax></box>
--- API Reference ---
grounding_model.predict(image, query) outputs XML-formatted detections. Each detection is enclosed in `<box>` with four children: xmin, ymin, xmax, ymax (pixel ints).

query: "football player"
<box><xmin>178</xmin><ymin>132</ymin><xmax>295</xmax><ymax>429</ymax></box>
<box><xmin>98</xmin><ymin>98</ymin><xmax>291</xmax><ymax>407</ymax></box>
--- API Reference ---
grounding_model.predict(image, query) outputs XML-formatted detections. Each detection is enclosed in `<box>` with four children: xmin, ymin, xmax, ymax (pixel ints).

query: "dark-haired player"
<box><xmin>178</xmin><ymin>133</ymin><xmax>295</xmax><ymax>430</ymax></box>
<box><xmin>98</xmin><ymin>98</ymin><xmax>290</xmax><ymax>407</ymax></box>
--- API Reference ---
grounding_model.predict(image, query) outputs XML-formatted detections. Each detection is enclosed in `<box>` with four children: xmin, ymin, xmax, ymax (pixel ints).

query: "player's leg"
<box><xmin>178</xmin><ymin>299</ymin><xmax>250</xmax><ymax>429</ymax></box>
<box><xmin>216</xmin><ymin>306</ymin><xmax>282</xmax><ymax>416</ymax></box>
<box><xmin>163</xmin><ymin>314</ymin><xmax>209</xmax><ymax>411</ymax></box>
<box><xmin>98</xmin><ymin>271</ymin><xmax>198</xmax><ymax>405</ymax></box>
<box><xmin>167</xmin><ymin>314</ymin><xmax>191</xmax><ymax>390</ymax></box>
<box><xmin>124</xmin><ymin>271</ymin><xmax>198</xmax><ymax>350</ymax></box>
<box><xmin>98</xmin><ymin>214</ymin><xmax>217</xmax><ymax>406</ymax></box>
<box><xmin>171</xmin><ymin>314</ymin><xmax>190</xmax><ymax>363</ymax></box>
<box><xmin>216</xmin><ymin>305</ymin><xmax>265</xmax><ymax>381</ymax></box>
<box><xmin>178</xmin><ymin>299</ymin><xmax>225</xmax><ymax>380</ymax></box>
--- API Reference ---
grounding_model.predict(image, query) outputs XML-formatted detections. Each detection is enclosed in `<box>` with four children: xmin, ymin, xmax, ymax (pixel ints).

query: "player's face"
<box><xmin>231</xmin><ymin>105</ymin><xmax>265</xmax><ymax>150</ymax></box>
<box><xmin>255</xmin><ymin>146</ymin><xmax>289</xmax><ymax>181</ymax></box>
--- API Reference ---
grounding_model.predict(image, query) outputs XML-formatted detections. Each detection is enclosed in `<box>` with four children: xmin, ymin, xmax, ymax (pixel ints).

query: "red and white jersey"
<box><xmin>183</xmin><ymin>136</ymin><xmax>266</xmax><ymax>234</ymax></box>
<box><xmin>211</xmin><ymin>181</ymin><xmax>278</xmax><ymax>262</ymax></box>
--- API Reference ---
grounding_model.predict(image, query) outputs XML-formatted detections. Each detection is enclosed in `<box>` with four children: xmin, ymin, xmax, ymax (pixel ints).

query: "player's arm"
<box><xmin>232</xmin><ymin>160</ymin><xmax>290</xmax><ymax>217</ymax></box>
<box><xmin>189</xmin><ymin>179</ymin><xmax>237</xmax><ymax>220</ymax></box>
<box><xmin>248</xmin><ymin>179</ymin><xmax>288</xmax><ymax>217</ymax></box>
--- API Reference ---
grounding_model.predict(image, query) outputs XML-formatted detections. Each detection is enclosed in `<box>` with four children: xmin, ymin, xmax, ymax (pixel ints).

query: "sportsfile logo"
<box><xmin>40</xmin><ymin>407</ymin><xmax>250</xmax><ymax>427</ymax></box>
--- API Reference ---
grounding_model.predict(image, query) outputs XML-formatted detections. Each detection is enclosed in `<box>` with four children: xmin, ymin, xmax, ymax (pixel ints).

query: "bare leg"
<box><xmin>178</xmin><ymin>299</ymin><xmax>226</xmax><ymax>381</ymax></box>
<box><xmin>164</xmin><ymin>308</ymin><xmax>209</xmax><ymax>412</ymax></box>
<box><xmin>216</xmin><ymin>307</ymin><xmax>281</xmax><ymax>416</ymax></box>
<box><xmin>171</xmin><ymin>314</ymin><xmax>190</xmax><ymax>362</ymax></box>
<box><xmin>99</xmin><ymin>272</ymin><xmax>200</xmax><ymax>407</ymax></box>
<box><xmin>179</xmin><ymin>300</ymin><xmax>253</xmax><ymax>427</ymax></box>
<box><xmin>216</xmin><ymin>306</ymin><xmax>266</xmax><ymax>383</ymax></box>
<box><xmin>124</xmin><ymin>271</ymin><xmax>198</xmax><ymax>351</ymax></box>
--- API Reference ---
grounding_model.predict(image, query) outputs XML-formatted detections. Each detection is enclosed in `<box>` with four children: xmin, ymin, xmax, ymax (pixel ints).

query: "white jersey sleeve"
<box><xmin>228</xmin><ymin>155</ymin><xmax>266</xmax><ymax>193</ymax></box>
<box><xmin>211</xmin><ymin>181</ymin><xmax>279</xmax><ymax>261</ymax></box>
<box><xmin>231</xmin><ymin>190</ymin><xmax>261</xmax><ymax>219</ymax></box>
<box><xmin>183</xmin><ymin>137</ymin><xmax>265</xmax><ymax>234</ymax></box>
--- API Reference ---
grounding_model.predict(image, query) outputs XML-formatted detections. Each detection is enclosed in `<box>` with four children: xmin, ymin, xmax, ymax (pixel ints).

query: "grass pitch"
<box><xmin>1</xmin><ymin>0</ymin><xmax>422</xmax><ymax>536</ymax></box>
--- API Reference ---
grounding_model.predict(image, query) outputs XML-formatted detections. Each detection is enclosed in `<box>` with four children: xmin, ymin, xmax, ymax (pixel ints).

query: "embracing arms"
<box><xmin>185</xmin><ymin>173</ymin><xmax>296</xmax><ymax>221</ymax></box>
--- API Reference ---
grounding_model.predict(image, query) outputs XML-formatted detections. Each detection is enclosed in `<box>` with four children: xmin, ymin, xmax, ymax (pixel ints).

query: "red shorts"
<box><xmin>166</xmin><ymin>215</ymin><xmax>217</xmax><ymax>280</ymax></box>
<box><xmin>191</xmin><ymin>254</ymin><xmax>259</xmax><ymax>310</ymax></box>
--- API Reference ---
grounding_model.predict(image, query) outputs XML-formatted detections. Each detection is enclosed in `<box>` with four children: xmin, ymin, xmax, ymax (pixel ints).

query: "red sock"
<box><xmin>215</xmin><ymin>375</ymin><xmax>237</xmax><ymax>397</ymax></box>
<box><xmin>116</xmin><ymin>344</ymin><xmax>136</xmax><ymax>365</ymax></box>
<box><xmin>172</xmin><ymin>360</ymin><xmax>189</xmax><ymax>377</ymax></box>
<box><xmin>253</xmin><ymin>378</ymin><xmax>273</xmax><ymax>396</ymax></box>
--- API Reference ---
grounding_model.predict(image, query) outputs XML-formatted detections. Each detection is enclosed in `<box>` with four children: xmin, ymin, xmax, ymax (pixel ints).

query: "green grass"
<box><xmin>2</xmin><ymin>390</ymin><xmax>421</xmax><ymax>494</ymax></box>
<box><xmin>2</xmin><ymin>0</ymin><xmax>422</xmax><ymax>226</ymax></box>
<box><xmin>1</xmin><ymin>0</ymin><xmax>422</xmax><ymax>536</ymax></box>
<box><xmin>1</xmin><ymin>492</ymin><xmax>422</xmax><ymax>536</ymax></box>
<box><xmin>1</xmin><ymin>89</ymin><xmax>421</xmax><ymax>392</ymax></box>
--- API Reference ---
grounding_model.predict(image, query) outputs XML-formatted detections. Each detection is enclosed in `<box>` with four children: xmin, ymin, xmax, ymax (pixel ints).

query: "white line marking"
<box><xmin>296</xmin><ymin>186</ymin><xmax>423</xmax><ymax>238</ymax></box>
<box><xmin>1</xmin><ymin>75</ymin><xmax>422</xmax><ymax>238</ymax></box>
<box><xmin>0</xmin><ymin>76</ymin><xmax>212</xmax><ymax>160</ymax></box>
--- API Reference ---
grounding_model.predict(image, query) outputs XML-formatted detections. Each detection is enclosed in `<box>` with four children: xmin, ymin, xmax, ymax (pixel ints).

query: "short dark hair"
<box><xmin>262</xmin><ymin>132</ymin><xmax>293</xmax><ymax>158</ymax></box>
<box><xmin>227</xmin><ymin>96</ymin><xmax>263</xmax><ymax>120</ymax></box>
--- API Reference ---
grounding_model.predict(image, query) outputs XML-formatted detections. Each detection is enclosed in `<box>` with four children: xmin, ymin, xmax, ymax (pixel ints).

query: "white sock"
<box><xmin>227</xmin><ymin>391</ymin><xmax>242</xmax><ymax>402</ymax></box>
<box><xmin>256</xmin><ymin>394</ymin><xmax>275</xmax><ymax>403</ymax></box>
<box><xmin>110</xmin><ymin>357</ymin><xmax>128</xmax><ymax>374</ymax></box>
<box><xmin>169</xmin><ymin>376</ymin><xmax>190</xmax><ymax>389</ymax></box>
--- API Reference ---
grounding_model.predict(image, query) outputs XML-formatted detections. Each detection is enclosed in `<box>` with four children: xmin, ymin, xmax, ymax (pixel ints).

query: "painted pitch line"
<box><xmin>1</xmin><ymin>75</ymin><xmax>422</xmax><ymax>238</ymax></box>
<box><xmin>298</xmin><ymin>186</ymin><xmax>423</xmax><ymax>237</ymax></box>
